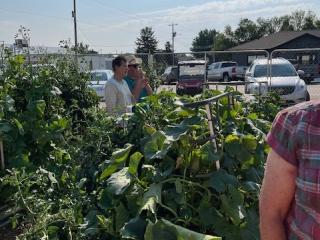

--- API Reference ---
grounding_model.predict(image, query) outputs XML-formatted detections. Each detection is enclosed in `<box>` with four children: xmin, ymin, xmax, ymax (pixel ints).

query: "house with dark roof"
<box><xmin>226</xmin><ymin>30</ymin><xmax>320</xmax><ymax>81</ymax></box>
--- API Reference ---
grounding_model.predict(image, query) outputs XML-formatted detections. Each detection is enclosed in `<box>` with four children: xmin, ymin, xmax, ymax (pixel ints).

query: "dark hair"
<box><xmin>112</xmin><ymin>56</ymin><xmax>127</xmax><ymax>71</ymax></box>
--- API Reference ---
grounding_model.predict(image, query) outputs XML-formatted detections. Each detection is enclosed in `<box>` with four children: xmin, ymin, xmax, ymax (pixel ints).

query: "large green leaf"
<box><xmin>242</xmin><ymin>135</ymin><xmax>257</xmax><ymax>152</ymax></box>
<box><xmin>0</xmin><ymin>121</ymin><xmax>12</xmax><ymax>135</ymax></box>
<box><xmin>205</xmin><ymin>169</ymin><xmax>238</xmax><ymax>193</ymax></box>
<box><xmin>166</xmin><ymin>107</ymin><xmax>196</xmax><ymax>119</ymax></box>
<box><xmin>4</xmin><ymin>95</ymin><xmax>15</xmax><ymax>112</ymax></box>
<box><xmin>220</xmin><ymin>185</ymin><xmax>245</xmax><ymax>225</ymax></box>
<box><xmin>27</xmin><ymin>100</ymin><xmax>46</xmax><ymax>118</ymax></box>
<box><xmin>164</xmin><ymin>116</ymin><xmax>202</xmax><ymax>141</ymax></box>
<box><xmin>107</xmin><ymin>167</ymin><xmax>132</xmax><ymax>195</ymax></box>
<box><xmin>200</xmin><ymin>141</ymin><xmax>220</xmax><ymax>167</ymax></box>
<box><xmin>83</xmin><ymin>210</ymin><xmax>99</xmax><ymax>237</ymax></box>
<box><xmin>112</xmin><ymin>144</ymin><xmax>134</xmax><ymax>164</ymax></box>
<box><xmin>144</xmin><ymin>219</ymin><xmax>221</xmax><ymax>240</ymax></box>
<box><xmin>224</xmin><ymin>134</ymin><xmax>241</xmax><ymax>157</ymax></box>
<box><xmin>120</xmin><ymin>215</ymin><xmax>148</xmax><ymax>240</ymax></box>
<box><xmin>98</xmin><ymin>189</ymin><xmax>113</xmax><ymax>209</ymax></box>
<box><xmin>97</xmin><ymin>215</ymin><xmax>114</xmax><ymax>236</ymax></box>
<box><xmin>129</xmin><ymin>152</ymin><xmax>143</xmax><ymax>175</ymax></box>
<box><xmin>126</xmin><ymin>184</ymin><xmax>145</xmax><ymax>216</ymax></box>
<box><xmin>198</xmin><ymin>200</ymin><xmax>219</xmax><ymax>227</ymax></box>
<box><xmin>140</xmin><ymin>183</ymin><xmax>162</xmax><ymax>215</ymax></box>
<box><xmin>115</xmin><ymin>202</ymin><xmax>130</xmax><ymax>232</ymax></box>
<box><xmin>144</xmin><ymin>131</ymin><xmax>171</xmax><ymax>161</ymax></box>
<box><xmin>100</xmin><ymin>144</ymin><xmax>133</xmax><ymax>180</ymax></box>
<box><xmin>13</xmin><ymin>118</ymin><xmax>24</xmax><ymax>136</ymax></box>
<box><xmin>240</xmin><ymin>207</ymin><xmax>260</xmax><ymax>240</ymax></box>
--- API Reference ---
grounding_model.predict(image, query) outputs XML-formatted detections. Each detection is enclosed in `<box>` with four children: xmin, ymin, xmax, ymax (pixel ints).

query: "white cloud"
<box><xmin>2</xmin><ymin>0</ymin><xmax>319</xmax><ymax>53</ymax></box>
<box><xmin>78</xmin><ymin>0</ymin><xmax>318</xmax><ymax>52</ymax></box>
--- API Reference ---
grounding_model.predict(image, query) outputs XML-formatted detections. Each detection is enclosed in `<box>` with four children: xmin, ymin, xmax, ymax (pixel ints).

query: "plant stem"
<box><xmin>160</xmin><ymin>177</ymin><xmax>211</xmax><ymax>201</ymax></box>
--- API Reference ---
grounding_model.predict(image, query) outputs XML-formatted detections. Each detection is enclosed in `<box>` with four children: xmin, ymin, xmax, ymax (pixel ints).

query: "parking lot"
<box><xmin>99</xmin><ymin>82</ymin><xmax>320</xmax><ymax>109</ymax></box>
<box><xmin>157</xmin><ymin>82</ymin><xmax>320</xmax><ymax>100</ymax></box>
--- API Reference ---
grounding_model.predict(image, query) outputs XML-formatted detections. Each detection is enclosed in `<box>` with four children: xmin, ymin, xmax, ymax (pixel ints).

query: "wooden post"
<box><xmin>205</xmin><ymin>104</ymin><xmax>220</xmax><ymax>170</ymax></box>
<box><xmin>0</xmin><ymin>140</ymin><xmax>4</xmax><ymax>170</ymax></box>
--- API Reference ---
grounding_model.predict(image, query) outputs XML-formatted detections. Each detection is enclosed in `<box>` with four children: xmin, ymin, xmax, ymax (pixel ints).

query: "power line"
<box><xmin>89</xmin><ymin>0</ymin><xmax>149</xmax><ymax>22</ymax></box>
<box><xmin>0</xmin><ymin>7</ymin><xmax>71</xmax><ymax>21</ymax></box>
<box><xmin>0</xmin><ymin>7</ymin><xmax>106</xmax><ymax>30</ymax></box>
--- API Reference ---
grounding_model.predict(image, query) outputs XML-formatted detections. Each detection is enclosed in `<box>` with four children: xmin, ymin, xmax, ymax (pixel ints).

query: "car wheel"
<box><xmin>223</xmin><ymin>73</ymin><xmax>229</xmax><ymax>82</ymax></box>
<box><xmin>306</xmin><ymin>91</ymin><xmax>310</xmax><ymax>101</ymax></box>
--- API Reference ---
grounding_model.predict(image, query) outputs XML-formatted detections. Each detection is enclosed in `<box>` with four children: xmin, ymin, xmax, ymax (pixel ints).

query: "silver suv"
<box><xmin>245</xmin><ymin>58</ymin><xmax>310</xmax><ymax>104</ymax></box>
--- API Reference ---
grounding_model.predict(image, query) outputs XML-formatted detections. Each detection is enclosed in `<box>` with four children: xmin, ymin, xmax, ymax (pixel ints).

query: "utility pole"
<box><xmin>0</xmin><ymin>41</ymin><xmax>4</xmax><ymax>70</ymax></box>
<box><xmin>72</xmin><ymin>0</ymin><xmax>78</xmax><ymax>62</ymax></box>
<box><xmin>168</xmin><ymin>23</ymin><xmax>177</xmax><ymax>66</ymax></box>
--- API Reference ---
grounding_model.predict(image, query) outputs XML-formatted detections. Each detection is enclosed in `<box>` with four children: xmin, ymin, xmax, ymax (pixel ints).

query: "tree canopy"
<box><xmin>190</xmin><ymin>29</ymin><xmax>218</xmax><ymax>52</ymax></box>
<box><xmin>190</xmin><ymin>10</ymin><xmax>320</xmax><ymax>53</ymax></box>
<box><xmin>135</xmin><ymin>26</ymin><xmax>158</xmax><ymax>54</ymax></box>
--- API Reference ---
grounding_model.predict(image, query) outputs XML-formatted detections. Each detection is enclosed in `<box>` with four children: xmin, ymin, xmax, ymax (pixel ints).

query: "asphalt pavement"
<box><xmin>99</xmin><ymin>82</ymin><xmax>320</xmax><ymax>109</ymax></box>
<box><xmin>157</xmin><ymin>82</ymin><xmax>320</xmax><ymax>100</ymax></box>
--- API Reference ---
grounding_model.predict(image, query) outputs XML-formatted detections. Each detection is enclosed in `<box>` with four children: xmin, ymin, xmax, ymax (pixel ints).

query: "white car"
<box><xmin>89</xmin><ymin>69</ymin><xmax>113</xmax><ymax>101</ymax></box>
<box><xmin>245</xmin><ymin>58</ymin><xmax>310</xmax><ymax>104</ymax></box>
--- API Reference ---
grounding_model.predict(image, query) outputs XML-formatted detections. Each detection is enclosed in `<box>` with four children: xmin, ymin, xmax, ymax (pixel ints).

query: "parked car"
<box><xmin>207</xmin><ymin>61</ymin><xmax>247</xmax><ymax>82</ymax></box>
<box><xmin>288</xmin><ymin>56</ymin><xmax>320</xmax><ymax>84</ymax></box>
<box><xmin>89</xmin><ymin>69</ymin><xmax>113</xmax><ymax>101</ymax></box>
<box><xmin>161</xmin><ymin>66</ymin><xmax>178</xmax><ymax>84</ymax></box>
<box><xmin>245</xmin><ymin>58</ymin><xmax>310</xmax><ymax>104</ymax></box>
<box><xmin>176</xmin><ymin>60</ymin><xmax>206</xmax><ymax>95</ymax></box>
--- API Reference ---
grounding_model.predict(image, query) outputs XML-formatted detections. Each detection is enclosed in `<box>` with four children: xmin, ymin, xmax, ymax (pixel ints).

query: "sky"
<box><xmin>1</xmin><ymin>0</ymin><xmax>320</xmax><ymax>54</ymax></box>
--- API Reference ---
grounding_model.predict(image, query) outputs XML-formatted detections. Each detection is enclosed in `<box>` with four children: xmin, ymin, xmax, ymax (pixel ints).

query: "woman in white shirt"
<box><xmin>105</xmin><ymin>56</ymin><xmax>135</xmax><ymax>116</ymax></box>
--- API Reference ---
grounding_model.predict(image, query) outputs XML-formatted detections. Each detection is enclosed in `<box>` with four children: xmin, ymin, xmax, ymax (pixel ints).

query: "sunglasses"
<box><xmin>128</xmin><ymin>65</ymin><xmax>139</xmax><ymax>69</ymax></box>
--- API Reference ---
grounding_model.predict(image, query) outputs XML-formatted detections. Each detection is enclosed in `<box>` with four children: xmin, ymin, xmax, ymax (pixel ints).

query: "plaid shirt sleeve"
<box><xmin>266</xmin><ymin>110</ymin><xmax>298</xmax><ymax>166</ymax></box>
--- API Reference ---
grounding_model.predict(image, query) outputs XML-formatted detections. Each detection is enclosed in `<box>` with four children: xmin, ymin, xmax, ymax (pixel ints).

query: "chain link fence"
<box><xmin>6</xmin><ymin>47</ymin><xmax>320</xmax><ymax>100</ymax></box>
<box><xmin>271</xmin><ymin>48</ymin><xmax>320</xmax><ymax>84</ymax></box>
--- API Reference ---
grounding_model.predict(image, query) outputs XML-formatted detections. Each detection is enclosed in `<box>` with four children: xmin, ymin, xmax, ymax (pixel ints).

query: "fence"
<box><xmin>271</xmin><ymin>48</ymin><xmax>320</xmax><ymax>84</ymax></box>
<box><xmin>4</xmin><ymin>47</ymin><xmax>320</xmax><ymax>95</ymax></box>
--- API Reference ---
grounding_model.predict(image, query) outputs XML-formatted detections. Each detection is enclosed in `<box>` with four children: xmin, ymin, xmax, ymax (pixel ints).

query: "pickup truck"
<box><xmin>207</xmin><ymin>61</ymin><xmax>247</xmax><ymax>82</ymax></box>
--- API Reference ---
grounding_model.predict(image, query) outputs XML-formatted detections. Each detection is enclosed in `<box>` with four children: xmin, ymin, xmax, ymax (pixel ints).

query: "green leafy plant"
<box><xmin>0</xmin><ymin>50</ymin><xmax>281</xmax><ymax>240</ymax></box>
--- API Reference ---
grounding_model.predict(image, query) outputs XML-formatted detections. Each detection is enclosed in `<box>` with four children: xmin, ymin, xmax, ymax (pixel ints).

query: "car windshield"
<box><xmin>179</xmin><ymin>64</ymin><xmax>205</xmax><ymax>80</ymax></box>
<box><xmin>254</xmin><ymin>64</ymin><xmax>297</xmax><ymax>77</ymax></box>
<box><xmin>91</xmin><ymin>72</ymin><xmax>110</xmax><ymax>82</ymax></box>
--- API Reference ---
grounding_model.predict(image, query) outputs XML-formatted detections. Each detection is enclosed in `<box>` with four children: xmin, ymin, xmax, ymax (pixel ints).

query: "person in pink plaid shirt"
<box><xmin>260</xmin><ymin>100</ymin><xmax>320</xmax><ymax>239</ymax></box>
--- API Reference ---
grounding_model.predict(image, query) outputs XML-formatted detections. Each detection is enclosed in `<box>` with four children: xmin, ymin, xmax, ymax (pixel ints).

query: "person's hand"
<box><xmin>138</xmin><ymin>70</ymin><xmax>149</xmax><ymax>87</ymax></box>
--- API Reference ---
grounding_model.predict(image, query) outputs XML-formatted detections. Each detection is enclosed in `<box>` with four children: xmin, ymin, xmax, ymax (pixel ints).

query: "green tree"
<box><xmin>75</xmin><ymin>42</ymin><xmax>98</xmax><ymax>54</ymax></box>
<box><xmin>59</xmin><ymin>40</ymin><xmax>98</xmax><ymax>54</ymax></box>
<box><xmin>234</xmin><ymin>19</ymin><xmax>261</xmax><ymax>44</ymax></box>
<box><xmin>290</xmin><ymin>10</ymin><xmax>306</xmax><ymax>30</ymax></box>
<box><xmin>212</xmin><ymin>33</ymin><xmax>236</xmax><ymax>51</ymax></box>
<box><xmin>135</xmin><ymin>26</ymin><xmax>158</xmax><ymax>54</ymax></box>
<box><xmin>190</xmin><ymin>29</ymin><xmax>218</xmax><ymax>52</ymax></box>
<box><xmin>302</xmin><ymin>11</ymin><xmax>317</xmax><ymax>30</ymax></box>
<box><xmin>279</xmin><ymin>15</ymin><xmax>295</xmax><ymax>31</ymax></box>
<box><xmin>256</xmin><ymin>17</ymin><xmax>278</xmax><ymax>36</ymax></box>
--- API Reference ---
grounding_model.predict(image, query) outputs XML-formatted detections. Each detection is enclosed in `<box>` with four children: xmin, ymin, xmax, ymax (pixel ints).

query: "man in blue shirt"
<box><xmin>124</xmin><ymin>55</ymin><xmax>153</xmax><ymax>102</ymax></box>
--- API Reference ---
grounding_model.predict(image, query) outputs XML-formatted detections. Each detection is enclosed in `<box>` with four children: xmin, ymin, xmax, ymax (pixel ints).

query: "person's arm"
<box><xmin>105</xmin><ymin>84</ymin><xmax>117</xmax><ymax>115</ymax></box>
<box><xmin>131</xmin><ymin>70</ymin><xmax>153</xmax><ymax>100</ymax></box>
<box><xmin>259</xmin><ymin>149</ymin><xmax>297</xmax><ymax>240</ymax></box>
<box><xmin>131</xmin><ymin>78</ymin><xmax>144</xmax><ymax>101</ymax></box>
